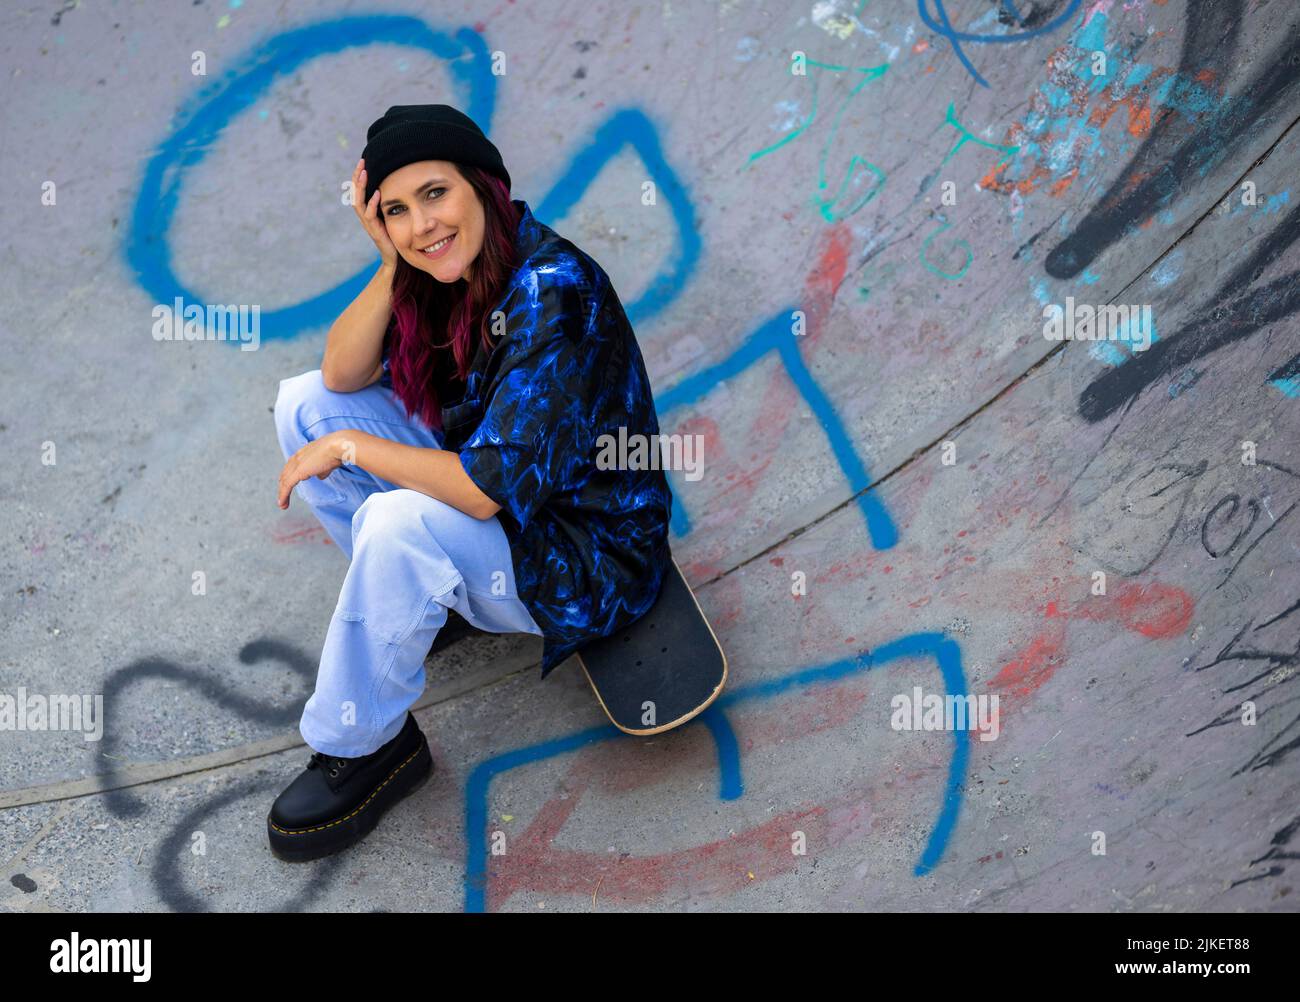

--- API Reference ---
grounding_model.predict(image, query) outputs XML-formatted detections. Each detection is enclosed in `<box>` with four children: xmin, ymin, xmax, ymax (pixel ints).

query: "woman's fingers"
<box><xmin>348</xmin><ymin>159</ymin><xmax>396</xmax><ymax>264</ymax></box>
<box><xmin>278</xmin><ymin>440</ymin><xmax>340</xmax><ymax>509</ymax></box>
<box><xmin>277</xmin><ymin>459</ymin><xmax>296</xmax><ymax>508</ymax></box>
<box><xmin>353</xmin><ymin>160</ymin><xmax>374</xmax><ymax>221</ymax></box>
<box><xmin>353</xmin><ymin>165</ymin><xmax>367</xmax><ymax>217</ymax></box>
<box><xmin>366</xmin><ymin>191</ymin><xmax>397</xmax><ymax>259</ymax></box>
<box><xmin>361</xmin><ymin>174</ymin><xmax>383</xmax><ymax>233</ymax></box>
<box><xmin>278</xmin><ymin>450</ymin><xmax>308</xmax><ymax>509</ymax></box>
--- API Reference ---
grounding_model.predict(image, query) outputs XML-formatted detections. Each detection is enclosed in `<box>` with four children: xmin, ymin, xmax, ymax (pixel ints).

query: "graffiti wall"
<box><xmin>1</xmin><ymin>0</ymin><xmax>1297</xmax><ymax>914</ymax></box>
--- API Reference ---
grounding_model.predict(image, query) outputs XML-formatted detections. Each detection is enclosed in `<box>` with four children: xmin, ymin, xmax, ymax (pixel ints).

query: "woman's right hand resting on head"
<box><xmin>353</xmin><ymin>158</ymin><xmax>398</xmax><ymax>270</ymax></box>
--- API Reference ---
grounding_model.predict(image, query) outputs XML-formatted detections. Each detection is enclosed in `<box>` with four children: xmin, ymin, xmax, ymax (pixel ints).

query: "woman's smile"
<box><xmin>417</xmin><ymin>232</ymin><xmax>456</xmax><ymax>260</ymax></box>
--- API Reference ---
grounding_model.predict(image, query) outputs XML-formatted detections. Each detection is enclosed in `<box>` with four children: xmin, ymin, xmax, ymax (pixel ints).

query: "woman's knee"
<box><xmin>354</xmin><ymin>489</ymin><xmax>445</xmax><ymax>539</ymax></box>
<box><xmin>274</xmin><ymin>369</ymin><xmax>330</xmax><ymax>441</ymax></box>
<box><xmin>351</xmin><ymin>489</ymin><xmax>478</xmax><ymax>552</ymax></box>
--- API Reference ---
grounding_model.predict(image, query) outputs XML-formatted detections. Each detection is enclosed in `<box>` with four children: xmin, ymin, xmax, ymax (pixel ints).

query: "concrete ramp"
<box><xmin>1</xmin><ymin>0</ymin><xmax>1297</xmax><ymax>912</ymax></box>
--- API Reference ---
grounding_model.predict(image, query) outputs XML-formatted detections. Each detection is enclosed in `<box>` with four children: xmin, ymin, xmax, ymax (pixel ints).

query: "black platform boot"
<box><xmin>267</xmin><ymin>711</ymin><xmax>433</xmax><ymax>862</ymax></box>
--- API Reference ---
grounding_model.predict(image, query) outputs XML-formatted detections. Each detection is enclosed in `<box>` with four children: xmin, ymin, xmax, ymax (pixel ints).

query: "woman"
<box><xmin>266</xmin><ymin>105</ymin><xmax>673</xmax><ymax>862</ymax></box>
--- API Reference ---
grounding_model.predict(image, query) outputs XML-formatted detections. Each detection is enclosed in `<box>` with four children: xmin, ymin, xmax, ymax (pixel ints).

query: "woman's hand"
<box><xmin>352</xmin><ymin>158</ymin><xmax>398</xmax><ymax>269</ymax></box>
<box><xmin>277</xmin><ymin>431</ymin><xmax>353</xmax><ymax>510</ymax></box>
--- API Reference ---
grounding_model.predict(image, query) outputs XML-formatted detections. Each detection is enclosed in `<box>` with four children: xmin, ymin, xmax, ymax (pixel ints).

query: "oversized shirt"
<box><xmin>382</xmin><ymin>199</ymin><xmax>673</xmax><ymax>679</ymax></box>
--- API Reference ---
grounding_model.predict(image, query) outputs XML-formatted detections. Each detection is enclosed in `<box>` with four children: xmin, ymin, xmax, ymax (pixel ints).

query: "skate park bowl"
<box><xmin>1</xmin><ymin>0</ymin><xmax>1297</xmax><ymax>913</ymax></box>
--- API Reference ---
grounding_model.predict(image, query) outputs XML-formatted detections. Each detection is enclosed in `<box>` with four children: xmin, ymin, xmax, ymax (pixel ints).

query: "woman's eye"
<box><xmin>386</xmin><ymin>188</ymin><xmax>443</xmax><ymax>215</ymax></box>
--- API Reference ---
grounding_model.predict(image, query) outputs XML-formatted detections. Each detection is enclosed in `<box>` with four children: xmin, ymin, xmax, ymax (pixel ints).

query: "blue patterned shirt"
<box><xmin>387</xmin><ymin>200</ymin><xmax>673</xmax><ymax>679</ymax></box>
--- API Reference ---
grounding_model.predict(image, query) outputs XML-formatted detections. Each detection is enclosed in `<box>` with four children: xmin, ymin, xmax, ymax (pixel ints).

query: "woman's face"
<box><xmin>378</xmin><ymin>160</ymin><xmax>483</xmax><ymax>283</ymax></box>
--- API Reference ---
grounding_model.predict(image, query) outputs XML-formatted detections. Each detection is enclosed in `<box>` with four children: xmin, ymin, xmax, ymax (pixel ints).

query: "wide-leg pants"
<box><xmin>273</xmin><ymin>369</ymin><xmax>544</xmax><ymax>757</ymax></box>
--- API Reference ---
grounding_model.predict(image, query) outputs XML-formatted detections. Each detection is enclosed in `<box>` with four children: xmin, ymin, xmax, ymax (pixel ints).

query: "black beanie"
<box><xmin>361</xmin><ymin>104</ymin><xmax>511</xmax><ymax>203</ymax></box>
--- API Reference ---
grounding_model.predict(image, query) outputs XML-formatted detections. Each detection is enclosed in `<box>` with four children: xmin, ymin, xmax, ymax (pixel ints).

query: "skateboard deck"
<box><xmin>575</xmin><ymin>555</ymin><xmax>727</xmax><ymax>735</ymax></box>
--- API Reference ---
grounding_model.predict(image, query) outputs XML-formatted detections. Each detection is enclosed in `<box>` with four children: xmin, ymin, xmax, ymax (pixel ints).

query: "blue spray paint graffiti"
<box><xmin>127</xmin><ymin>17</ymin><xmax>898</xmax><ymax>548</ymax></box>
<box><xmin>464</xmin><ymin>633</ymin><xmax>969</xmax><ymax>912</ymax></box>
<box><xmin>919</xmin><ymin>0</ymin><xmax>1083</xmax><ymax>89</ymax></box>
<box><xmin>532</xmin><ymin>107</ymin><xmax>700</xmax><ymax>327</ymax></box>
<box><xmin>125</xmin><ymin>15</ymin><xmax>932</xmax><ymax>911</ymax></box>
<box><xmin>126</xmin><ymin>21</ymin><xmax>695</xmax><ymax>339</ymax></box>
<box><xmin>656</xmin><ymin>309</ymin><xmax>898</xmax><ymax>549</ymax></box>
<box><xmin>528</xmin><ymin>111</ymin><xmax>894</xmax><ymax>544</ymax></box>
<box><xmin>126</xmin><ymin>15</ymin><xmax>500</xmax><ymax>342</ymax></box>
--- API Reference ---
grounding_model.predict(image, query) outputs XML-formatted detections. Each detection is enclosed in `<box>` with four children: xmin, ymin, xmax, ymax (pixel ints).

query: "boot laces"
<box><xmin>307</xmin><ymin>750</ymin><xmax>351</xmax><ymax>778</ymax></box>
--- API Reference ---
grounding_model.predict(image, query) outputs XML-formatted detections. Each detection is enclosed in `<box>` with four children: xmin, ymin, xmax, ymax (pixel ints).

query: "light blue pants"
<box><xmin>273</xmin><ymin>369</ymin><xmax>544</xmax><ymax>758</ymax></box>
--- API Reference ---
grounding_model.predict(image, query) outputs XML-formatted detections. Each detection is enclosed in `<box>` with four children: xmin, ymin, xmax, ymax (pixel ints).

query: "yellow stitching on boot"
<box><xmin>268</xmin><ymin>746</ymin><xmax>425</xmax><ymax>836</ymax></box>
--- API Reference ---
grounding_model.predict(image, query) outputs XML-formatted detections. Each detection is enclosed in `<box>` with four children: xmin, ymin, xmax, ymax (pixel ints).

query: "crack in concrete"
<box><xmin>703</xmin><ymin>111</ymin><xmax>1300</xmax><ymax>591</ymax></box>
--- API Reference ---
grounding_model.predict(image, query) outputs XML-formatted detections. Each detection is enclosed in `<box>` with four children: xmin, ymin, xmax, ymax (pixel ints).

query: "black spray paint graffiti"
<box><xmin>1205</xmin><ymin>469</ymin><xmax>1299</xmax><ymax>597</ymax></box>
<box><xmin>1188</xmin><ymin>611</ymin><xmax>1298</xmax><ymax>896</ymax></box>
<box><xmin>1046</xmin><ymin>0</ymin><xmax>1292</xmax><ymax>278</ymax></box>
<box><xmin>98</xmin><ymin>621</ymin><xmax>477</xmax><ymax>815</ymax></box>
<box><xmin>1184</xmin><ymin>460</ymin><xmax>1300</xmax><ymax>890</ymax></box>
<box><xmin>1230</xmin><ymin>812</ymin><xmax>1300</xmax><ymax>889</ymax></box>
<box><xmin>1078</xmin><ymin>202</ymin><xmax>1300</xmax><ymax>422</ymax></box>
<box><xmin>1185</xmin><ymin>459</ymin><xmax>1300</xmax><ymax>779</ymax></box>
<box><xmin>1050</xmin><ymin>449</ymin><xmax>1298</xmax><ymax>775</ymax></box>
<box><xmin>1188</xmin><ymin>596</ymin><xmax>1300</xmax><ymax>767</ymax></box>
<box><xmin>89</xmin><ymin>638</ymin><xmax>329</xmax><ymax>909</ymax></box>
<box><xmin>1034</xmin><ymin>0</ymin><xmax>1300</xmax><ymax>421</ymax></box>
<box><xmin>97</xmin><ymin>619</ymin><xmax>475</xmax><ymax>910</ymax></box>
<box><xmin>152</xmin><ymin>773</ymin><xmax>346</xmax><ymax>912</ymax></box>
<box><xmin>1077</xmin><ymin>459</ymin><xmax>1208</xmax><ymax>577</ymax></box>
<box><xmin>97</xmin><ymin>639</ymin><xmax>312</xmax><ymax>819</ymax></box>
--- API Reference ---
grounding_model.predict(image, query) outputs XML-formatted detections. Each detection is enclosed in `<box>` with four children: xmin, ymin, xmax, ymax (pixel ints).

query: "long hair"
<box><xmin>385</xmin><ymin>165</ymin><xmax>521</xmax><ymax>432</ymax></box>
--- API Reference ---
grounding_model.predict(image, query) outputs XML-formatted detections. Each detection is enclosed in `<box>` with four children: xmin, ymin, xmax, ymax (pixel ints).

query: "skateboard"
<box><xmin>575</xmin><ymin>554</ymin><xmax>727</xmax><ymax>735</ymax></box>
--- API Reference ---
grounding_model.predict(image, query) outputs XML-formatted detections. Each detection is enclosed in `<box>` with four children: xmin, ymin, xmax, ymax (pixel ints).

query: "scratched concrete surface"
<box><xmin>2</xmin><ymin>0</ymin><xmax>1298</xmax><ymax>912</ymax></box>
